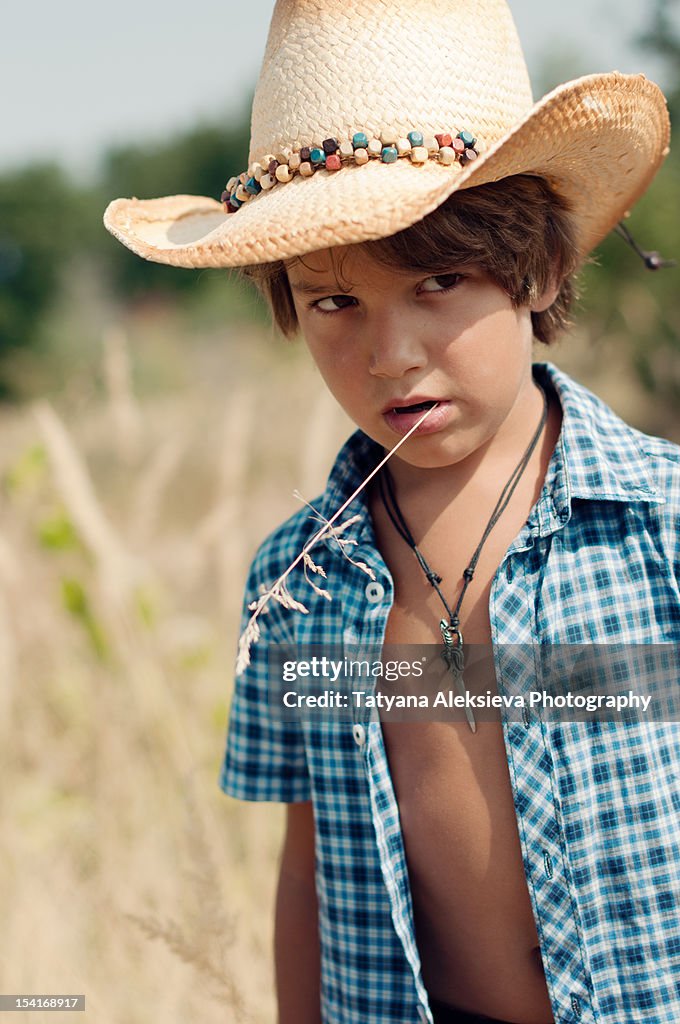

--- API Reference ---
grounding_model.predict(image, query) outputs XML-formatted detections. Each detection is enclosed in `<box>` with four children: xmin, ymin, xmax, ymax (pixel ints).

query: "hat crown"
<box><xmin>249</xmin><ymin>0</ymin><xmax>533</xmax><ymax>161</ymax></box>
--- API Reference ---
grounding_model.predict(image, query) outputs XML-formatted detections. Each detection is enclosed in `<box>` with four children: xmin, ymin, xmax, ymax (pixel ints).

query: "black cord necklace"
<box><xmin>377</xmin><ymin>386</ymin><xmax>548</xmax><ymax>732</ymax></box>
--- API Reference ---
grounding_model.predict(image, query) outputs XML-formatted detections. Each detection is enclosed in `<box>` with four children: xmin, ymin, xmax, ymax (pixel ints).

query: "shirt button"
<box><xmin>365</xmin><ymin>581</ymin><xmax>385</xmax><ymax>603</ymax></box>
<box><xmin>352</xmin><ymin>723</ymin><xmax>366</xmax><ymax>747</ymax></box>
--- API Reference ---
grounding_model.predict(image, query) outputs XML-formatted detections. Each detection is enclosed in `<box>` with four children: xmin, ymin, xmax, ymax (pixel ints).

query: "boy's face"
<box><xmin>286</xmin><ymin>245</ymin><xmax>552</xmax><ymax>473</ymax></box>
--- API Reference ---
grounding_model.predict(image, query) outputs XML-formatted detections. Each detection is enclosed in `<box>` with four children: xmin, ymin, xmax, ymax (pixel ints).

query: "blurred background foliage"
<box><xmin>577</xmin><ymin>0</ymin><xmax>680</xmax><ymax>421</ymax></box>
<box><xmin>0</xmin><ymin>6</ymin><xmax>677</xmax><ymax>1018</ymax></box>
<box><xmin>0</xmin><ymin>4</ymin><xmax>678</xmax><ymax>425</ymax></box>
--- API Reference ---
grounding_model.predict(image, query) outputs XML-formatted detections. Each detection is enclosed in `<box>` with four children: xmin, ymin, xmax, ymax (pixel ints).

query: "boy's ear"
<box><xmin>530</xmin><ymin>280</ymin><xmax>561</xmax><ymax>314</ymax></box>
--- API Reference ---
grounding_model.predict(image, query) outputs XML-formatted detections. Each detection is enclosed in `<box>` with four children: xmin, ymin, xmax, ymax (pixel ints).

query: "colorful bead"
<box><xmin>220</xmin><ymin>126</ymin><xmax>481</xmax><ymax>213</ymax></box>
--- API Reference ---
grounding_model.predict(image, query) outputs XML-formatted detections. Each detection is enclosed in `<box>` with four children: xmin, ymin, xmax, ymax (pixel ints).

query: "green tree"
<box><xmin>575</xmin><ymin>0</ymin><xmax>680</xmax><ymax>425</ymax></box>
<box><xmin>0</xmin><ymin>104</ymin><xmax>254</xmax><ymax>398</ymax></box>
<box><xmin>638</xmin><ymin>0</ymin><xmax>680</xmax><ymax>120</ymax></box>
<box><xmin>0</xmin><ymin>164</ymin><xmax>83</xmax><ymax>398</ymax></box>
<box><xmin>98</xmin><ymin>114</ymin><xmax>250</xmax><ymax>300</ymax></box>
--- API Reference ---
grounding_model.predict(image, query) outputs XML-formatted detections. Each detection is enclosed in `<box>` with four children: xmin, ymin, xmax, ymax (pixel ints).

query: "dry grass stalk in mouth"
<box><xmin>236</xmin><ymin>404</ymin><xmax>439</xmax><ymax>673</ymax></box>
<box><xmin>294</xmin><ymin>495</ymin><xmax>377</xmax><ymax>586</ymax></box>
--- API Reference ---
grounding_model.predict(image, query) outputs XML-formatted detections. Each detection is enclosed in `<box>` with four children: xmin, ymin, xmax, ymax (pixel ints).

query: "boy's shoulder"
<box><xmin>540</xmin><ymin>362</ymin><xmax>680</xmax><ymax>510</ymax></box>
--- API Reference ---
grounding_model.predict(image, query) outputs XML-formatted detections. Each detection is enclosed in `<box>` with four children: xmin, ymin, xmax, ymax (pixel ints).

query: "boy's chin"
<box><xmin>385</xmin><ymin>439</ymin><xmax>481</xmax><ymax>473</ymax></box>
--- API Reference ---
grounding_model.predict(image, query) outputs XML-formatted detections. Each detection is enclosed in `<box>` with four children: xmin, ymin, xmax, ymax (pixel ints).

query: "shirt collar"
<box><xmin>535</xmin><ymin>361</ymin><xmax>663</xmax><ymax>509</ymax></box>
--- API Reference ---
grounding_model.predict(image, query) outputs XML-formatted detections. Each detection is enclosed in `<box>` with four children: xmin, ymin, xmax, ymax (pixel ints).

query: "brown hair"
<box><xmin>240</xmin><ymin>174</ymin><xmax>580</xmax><ymax>345</ymax></box>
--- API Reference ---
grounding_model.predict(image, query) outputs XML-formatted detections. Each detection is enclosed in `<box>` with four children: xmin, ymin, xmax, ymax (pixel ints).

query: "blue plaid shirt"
<box><xmin>220</xmin><ymin>363</ymin><xmax>680</xmax><ymax>1024</ymax></box>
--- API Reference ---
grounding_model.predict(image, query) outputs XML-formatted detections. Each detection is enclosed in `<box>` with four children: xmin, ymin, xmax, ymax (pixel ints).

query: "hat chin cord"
<box><xmin>615</xmin><ymin>222</ymin><xmax>676</xmax><ymax>270</ymax></box>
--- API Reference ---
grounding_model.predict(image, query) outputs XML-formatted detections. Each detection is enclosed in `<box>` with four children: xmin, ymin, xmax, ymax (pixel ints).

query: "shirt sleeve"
<box><xmin>218</xmin><ymin>543</ymin><xmax>312</xmax><ymax>803</ymax></box>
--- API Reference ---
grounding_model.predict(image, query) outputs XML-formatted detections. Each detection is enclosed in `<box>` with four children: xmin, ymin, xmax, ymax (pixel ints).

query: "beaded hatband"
<box><xmin>221</xmin><ymin>129</ymin><xmax>479</xmax><ymax>212</ymax></box>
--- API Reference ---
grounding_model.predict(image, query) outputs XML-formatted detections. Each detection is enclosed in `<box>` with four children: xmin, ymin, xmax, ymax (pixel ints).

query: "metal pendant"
<box><xmin>440</xmin><ymin>619</ymin><xmax>476</xmax><ymax>733</ymax></box>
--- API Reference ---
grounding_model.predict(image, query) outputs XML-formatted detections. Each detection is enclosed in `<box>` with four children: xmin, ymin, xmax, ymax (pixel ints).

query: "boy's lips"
<box><xmin>382</xmin><ymin>398</ymin><xmax>452</xmax><ymax>437</ymax></box>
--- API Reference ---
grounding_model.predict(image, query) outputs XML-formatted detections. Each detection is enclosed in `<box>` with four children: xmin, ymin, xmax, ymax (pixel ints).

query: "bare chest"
<box><xmin>380</xmin><ymin>717</ymin><xmax>553</xmax><ymax>1020</ymax></box>
<box><xmin>370</xmin><ymin>488</ymin><xmax>554</xmax><ymax>1020</ymax></box>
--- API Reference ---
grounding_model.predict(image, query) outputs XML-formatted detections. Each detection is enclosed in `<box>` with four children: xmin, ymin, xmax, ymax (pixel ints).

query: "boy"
<box><xmin>104</xmin><ymin>2</ymin><xmax>679</xmax><ymax>1021</ymax></box>
<box><xmin>230</xmin><ymin>181</ymin><xmax>680</xmax><ymax>1024</ymax></box>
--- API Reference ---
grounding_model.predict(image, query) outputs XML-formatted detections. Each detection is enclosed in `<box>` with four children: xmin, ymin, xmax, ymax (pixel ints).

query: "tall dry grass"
<box><xmin>0</xmin><ymin>314</ymin><xmax>676</xmax><ymax>1024</ymax></box>
<box><xmin>0</xmin><ymin>321</ymin><xmax>351</xmax><ymax>1024</ymax></box>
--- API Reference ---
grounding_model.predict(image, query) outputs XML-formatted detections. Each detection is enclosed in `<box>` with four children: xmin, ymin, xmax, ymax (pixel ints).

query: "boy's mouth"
<box><xmin>388</xmin><ymin>399</ymin><xmax>439</xmax><ymax>415</ymax></box>
<box><xmin>382</xmin><ymin>398</ymin><xmax>449</xmax><ymax>438</ymax></box>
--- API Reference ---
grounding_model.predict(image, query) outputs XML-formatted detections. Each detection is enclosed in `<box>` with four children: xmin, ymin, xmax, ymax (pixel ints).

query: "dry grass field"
<box><xmin>1</xmin><ymin>308</ymin><xmax>676</xmax><ymax>1024</ymax></box>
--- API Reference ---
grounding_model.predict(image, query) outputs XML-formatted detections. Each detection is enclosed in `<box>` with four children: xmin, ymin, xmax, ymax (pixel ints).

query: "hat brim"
<box><xmin>104</xmin><ymin>73</ymin><xmax>670</xmax><ymax>269</ymax></box>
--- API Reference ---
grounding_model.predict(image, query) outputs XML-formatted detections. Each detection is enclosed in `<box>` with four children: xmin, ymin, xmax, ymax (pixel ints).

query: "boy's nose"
<box><xmin>367</xmin><ymin>315</ymin><xmax>428</xmax><ymax>378</ymax></box>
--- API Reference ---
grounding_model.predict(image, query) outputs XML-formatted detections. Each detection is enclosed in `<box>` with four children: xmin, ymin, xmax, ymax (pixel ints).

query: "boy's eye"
<box><xmin>314</xmin><ymin>294</ymin><xmax>357</xmax><ymax>313</ymax></box>
<box><xmin>419</xmin><ymin>273</ymin><xmax>464</xmax><ymax>293</ymax></box>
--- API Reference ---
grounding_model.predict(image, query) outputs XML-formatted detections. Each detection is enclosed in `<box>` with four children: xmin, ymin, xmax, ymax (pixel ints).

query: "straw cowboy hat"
<box><xmin>104</xmin><ymin>0</ymin><xmax>670</xmax><ymax>269</ymax></box>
